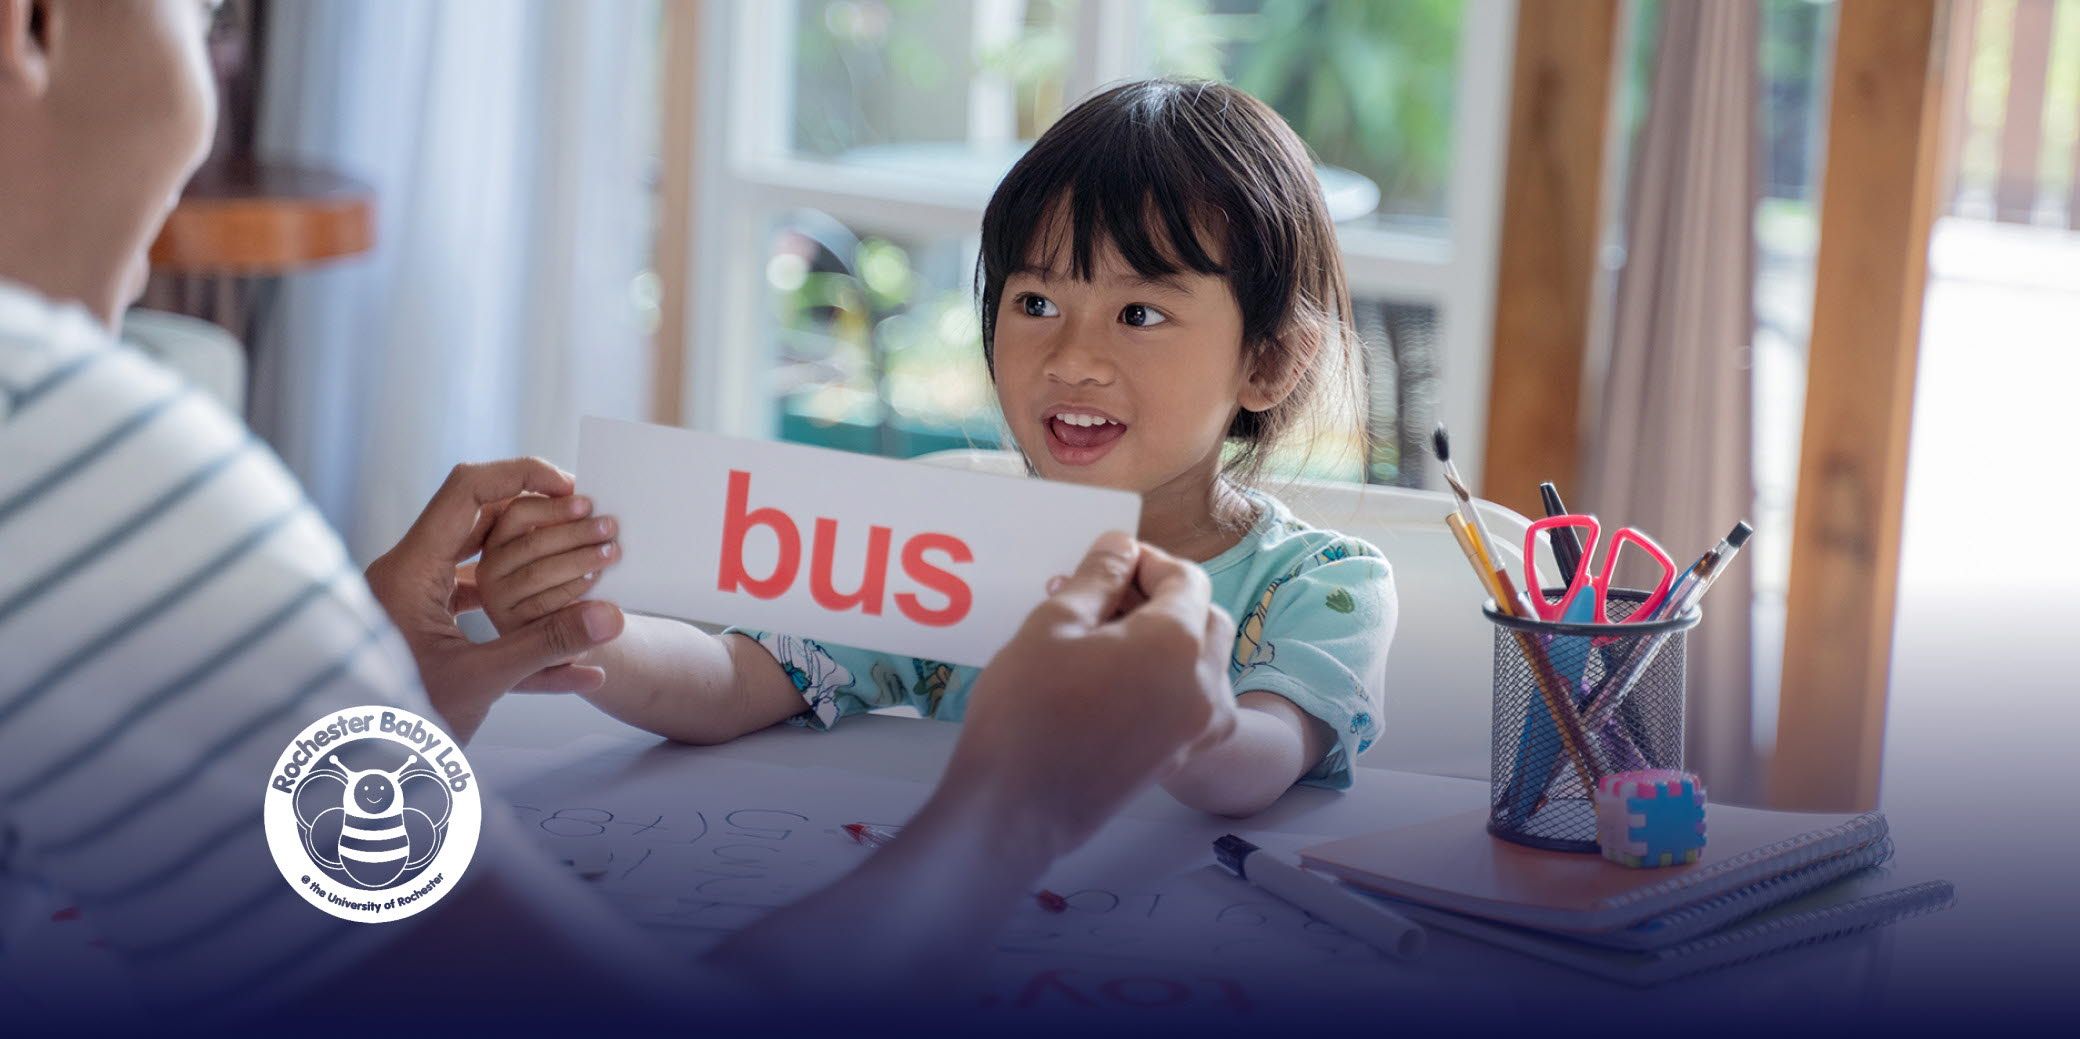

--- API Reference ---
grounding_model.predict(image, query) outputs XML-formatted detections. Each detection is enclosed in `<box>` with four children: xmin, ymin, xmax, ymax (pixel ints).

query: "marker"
<box><xmin>847</xmin><ymin>823</ymin><xmax>1070</xmax><ymax>914</ymax></box>
<box><xmin>1656</xmin><ymin>520</ymin><xmax>1754</xmax><ymax>620</ymax></box>
<box><xmin>1213</xmin><ymin>835</ymin><xmax>1425</xmax><ymax>960</ymax></box>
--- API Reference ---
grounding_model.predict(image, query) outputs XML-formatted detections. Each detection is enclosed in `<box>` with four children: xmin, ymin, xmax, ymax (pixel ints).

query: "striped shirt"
<box><xmin>0</xmin><ymin>280</ymin><xmax>439</xmax><ymax>1015</ymax></box>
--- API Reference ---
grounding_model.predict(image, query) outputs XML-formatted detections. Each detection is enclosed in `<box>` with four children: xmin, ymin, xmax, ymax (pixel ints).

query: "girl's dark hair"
<box><xmin>976</xmin><ymin>78</ymin><xmax>1362</xmax><ymax>482</ymax></box>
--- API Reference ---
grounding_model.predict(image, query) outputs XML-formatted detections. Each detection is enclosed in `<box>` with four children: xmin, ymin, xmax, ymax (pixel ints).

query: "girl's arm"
<box><xmin>463</xmin><ymin>501</ymin><xmax>801</xmax><ymax>743</ymax></box>
<box><xmin>575</xmin><ymin>616</ymin><xmax>805</xmax><ymax>744</ymax></box>
<box><xmin>1159</xmin><ymin>691</ymin><xmax>1332</xmax><ymax>817</ymax></box>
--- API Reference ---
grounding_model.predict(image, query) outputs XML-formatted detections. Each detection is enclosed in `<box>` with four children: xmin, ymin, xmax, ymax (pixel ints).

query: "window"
<box><xmin>765</xmin><ymin>218</ymin><xmax>1000</xmax><ymax>454</ymax></box>
<box><xmin>789</xmin><ymin>0</ymin><xmax>1078</xmax><ymax>159</ymax></box>
<box><xmin>1145</xmin><ymin>0</ymin><xmax>1467</xmax><ymax>235</ymax></box>
<box><xmin>671</xmin><ymin>0</ymin><xmax>1516</xmax><ymax>488</ymax></box>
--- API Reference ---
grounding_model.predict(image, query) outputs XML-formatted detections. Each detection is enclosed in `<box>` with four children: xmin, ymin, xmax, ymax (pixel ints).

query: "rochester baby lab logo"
<box><xmin>263</xmin><ymin>706</ymin><xmax>480</xmax><ymax>923</ymax></box>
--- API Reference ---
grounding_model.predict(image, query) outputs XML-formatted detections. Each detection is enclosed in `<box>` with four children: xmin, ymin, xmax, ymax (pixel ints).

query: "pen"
<box><xmin>1537</xmin><ymin>481</ymin><xmax>1585</xmax><ymax>582</ymax></box>
<box><xmin>1214</xmin><ymin>835</ymin><xmax>1425</xmax><ymax>960</ymax></box>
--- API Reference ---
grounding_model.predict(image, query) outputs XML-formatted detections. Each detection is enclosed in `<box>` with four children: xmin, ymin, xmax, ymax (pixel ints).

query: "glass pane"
<box><xmin>790</xmin><ymin>0</ymin><xmax>1077</xmax><ymax>172</ymax></box>
<box><xmin>1236</xmin><ymin>297</ymin><xmax>1437</xmax><ymax>487</ymax></box>
<box><xmin>1353</xmin><ymin>299</ymin><xmax>1440</xmax><ymax>487</ymax></box>
<box><xmin>1889</xmin><ymin>1</ymin><xmax>2080</xmax><ymax>792</ymax></box>
<box><xmin>765</xmin><ymin>212</ymin><xmax>1003</xmax><ymax>457</ymax></box>
<box><xmin>1142</xmin><ymin>0</ymin><xmax>1467</xmax><ymax>232</ymax></box>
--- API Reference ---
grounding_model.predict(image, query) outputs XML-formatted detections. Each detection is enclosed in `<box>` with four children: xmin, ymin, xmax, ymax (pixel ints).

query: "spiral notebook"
<box><xmin>1300</xmin><ymin>805</ymin><xmax>1892</xmax><ymax>934</ymax></box>
<box><xmin>1571</xmin><ymin>836</ymin><xmax>1899</xmax><ymax>950</ymax></box>
<box><xmin>1367</xmin><ymin>866</ymin><xmax>1955</xmax><ymax>987</ymax></box>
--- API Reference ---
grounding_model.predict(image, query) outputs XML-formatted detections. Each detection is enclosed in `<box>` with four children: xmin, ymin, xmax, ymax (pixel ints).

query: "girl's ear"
<box><xmin>0</xmin><ymin>0</ymin><xmax>50</xmax><ymax>97</ymax></box>
<box><xmin>1238</xmin><ymin>321</ymin><xmax>1322</xmax><ymax>413</ymax></box>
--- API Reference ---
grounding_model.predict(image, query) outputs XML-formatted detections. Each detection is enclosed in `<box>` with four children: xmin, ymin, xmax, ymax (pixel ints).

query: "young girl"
<box><xmin>474</xmin><ymin>79</ymin><xmax>1397</xmax><ymax>817</ymax></box>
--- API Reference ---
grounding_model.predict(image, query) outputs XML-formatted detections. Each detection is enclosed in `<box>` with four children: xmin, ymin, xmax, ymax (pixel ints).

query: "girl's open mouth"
<box><xmin>1044</xmin><ymin>410</ymin><xmax>1128</xmax><ymax>466</ymax></box>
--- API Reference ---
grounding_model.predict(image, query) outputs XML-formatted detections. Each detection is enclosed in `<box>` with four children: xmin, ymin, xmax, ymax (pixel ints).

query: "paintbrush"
<box><xmin>1432</xmin><ymin>425</ymin><xmax>1536</xmax><ymax>617</ymax></box>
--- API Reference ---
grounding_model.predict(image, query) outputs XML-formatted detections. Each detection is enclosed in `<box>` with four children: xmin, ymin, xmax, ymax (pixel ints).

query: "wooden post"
<box><xmin>1480</xmin><ymin>0</ymin><xmax>1621</xmax><ymax>516</ymax></box>
<box><xmin>650</xmin><ymin>0</ymin><xmax>705</xmax><ymax>426</ymax></box>
<box><xmin>1772</xmin><ymin>0</ymin><xmax>1954</xmax><ymax>811</ymax></box>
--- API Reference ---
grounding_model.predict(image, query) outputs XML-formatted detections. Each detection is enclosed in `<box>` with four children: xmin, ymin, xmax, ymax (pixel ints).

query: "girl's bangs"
<box><xmin>986</xmin><ymin>149</ymin><xmax>1230</xmax><ymax>284</ymax></box>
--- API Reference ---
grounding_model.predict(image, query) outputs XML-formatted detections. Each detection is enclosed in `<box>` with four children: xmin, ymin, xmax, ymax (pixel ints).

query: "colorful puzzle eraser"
<box><xmin>1594</xmin><ymin>769</ymin><xmax>1706</xmax><ymax>868</ymax></box>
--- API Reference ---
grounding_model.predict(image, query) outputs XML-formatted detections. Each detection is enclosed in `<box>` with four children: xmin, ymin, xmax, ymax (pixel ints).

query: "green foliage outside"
<box><xmin>775</xmin><ymin>0</ymin><xmax>1466</xmax><ymax>460</ymax></box>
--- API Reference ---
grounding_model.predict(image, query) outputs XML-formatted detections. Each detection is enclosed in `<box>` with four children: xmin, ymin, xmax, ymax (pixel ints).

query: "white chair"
<box><xmin>913</xmin><ymin>449</ymin><xmax>1536</xmax><ymax>780</ymax></box>
<box><xmin>119</xmin><ymin>307</ymin><xmax>246</xmax><ymax>415</ymax></box>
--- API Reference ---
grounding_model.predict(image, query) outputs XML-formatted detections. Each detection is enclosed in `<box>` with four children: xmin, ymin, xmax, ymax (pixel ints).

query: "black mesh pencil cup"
<box><xmin>1483</xmin><ymin>589</ymin><xmax>1700</xmax><ymax>852</ymax></box>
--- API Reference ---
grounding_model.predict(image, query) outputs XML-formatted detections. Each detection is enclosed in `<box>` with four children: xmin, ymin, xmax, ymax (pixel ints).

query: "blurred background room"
<box><xmin>138</xmin><ymin>0</ymin><xmax>2076</xmax><ymax>816</ymax></box>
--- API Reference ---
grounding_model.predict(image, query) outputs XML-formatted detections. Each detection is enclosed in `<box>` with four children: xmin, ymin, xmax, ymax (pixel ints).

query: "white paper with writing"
<box><xmin>483</xmin><ymin>742</ymin><xmax>1416</xmax><ymax>1011</ymax></box>
<box><xmin>576</xmin><ymin>416</ymin><xmax>1140</xmax><ymax>667</ymax></box>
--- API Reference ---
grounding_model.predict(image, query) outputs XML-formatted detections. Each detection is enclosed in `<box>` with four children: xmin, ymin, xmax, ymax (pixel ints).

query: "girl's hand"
<box><xmin>474</xmin><ymin>492</ymin><xmax>621</xmax><ymax>634</ymax></box>
<box><xmin>363</xmin><ymin>459</ymin><xmax>627</xmax><ymax>742</ymax></box>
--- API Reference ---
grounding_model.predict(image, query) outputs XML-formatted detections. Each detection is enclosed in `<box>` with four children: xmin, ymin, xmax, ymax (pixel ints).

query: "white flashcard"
<box><xmin>575</xmin><ymin>417</ymin><xmax>1141</xmax><ymax>667</ymax></box>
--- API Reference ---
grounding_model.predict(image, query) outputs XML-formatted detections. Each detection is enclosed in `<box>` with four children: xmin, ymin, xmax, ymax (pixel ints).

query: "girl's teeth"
<box><xmin>1057</xmin><ymin>414</ymin><xmax>1112</xmax><ymax>427</ymax></box>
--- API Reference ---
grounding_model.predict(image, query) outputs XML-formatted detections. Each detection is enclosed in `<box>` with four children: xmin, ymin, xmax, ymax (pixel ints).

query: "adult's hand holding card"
<box><xmin>575</xmin><ymin>417</ymin><xmax>1142</xmax><ymax>667</ymax></box>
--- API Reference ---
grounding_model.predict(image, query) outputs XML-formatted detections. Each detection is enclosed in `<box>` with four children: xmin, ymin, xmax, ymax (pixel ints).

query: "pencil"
<box><xmin>1446</xmin><ymin>512</ymin><xmax>1509</xmax><ymax>608</ymax></box>
<box><xmin>1447</xmin><ymin>515</ymin><xmax>1604</xmax><ymax>795</ymax></box>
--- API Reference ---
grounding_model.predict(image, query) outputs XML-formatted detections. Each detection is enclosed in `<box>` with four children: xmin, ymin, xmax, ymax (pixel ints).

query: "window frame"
<box><xmin>665</xmin><ymin>0</ymin><xmax>1518</xmax><ymax>490</ymax></box>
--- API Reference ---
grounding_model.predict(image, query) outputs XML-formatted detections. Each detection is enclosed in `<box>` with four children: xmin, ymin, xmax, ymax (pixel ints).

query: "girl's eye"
<box><xmin>1120</xmin><ymin>303</ymin><xmax>1168</xmax><ymax>328</ymax></box>
<box><xmin>1018</xmin><ymin>293</ymin><xmax>1059</xmax><ymax>318</ymax></box>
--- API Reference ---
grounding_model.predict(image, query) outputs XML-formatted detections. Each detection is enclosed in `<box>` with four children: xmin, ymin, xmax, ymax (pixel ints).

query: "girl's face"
<box><xmin>992</xmin><ymin>232</ymin><xmax>1276</xmax><ymax>497</ymax></box>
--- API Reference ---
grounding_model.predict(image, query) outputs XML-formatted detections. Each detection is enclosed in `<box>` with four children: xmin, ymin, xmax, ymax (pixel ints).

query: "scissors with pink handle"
<box><xmin>1521</xmin><ymin>514</ymin><xmax>1678</xmax><ymax>625</ymax></box>
<box><xmin>1497</xmin><ymin>514</ymin><xmax>1678</xmax><ymax>822</ymax></box>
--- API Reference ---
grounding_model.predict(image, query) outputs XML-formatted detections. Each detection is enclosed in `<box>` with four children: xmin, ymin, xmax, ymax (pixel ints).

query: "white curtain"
<box><xmin>1581</xmin><ymin>2</ymin><xmax>1759</xmax><ymax>801</ymax></box>
<box><xmin>252</xmin><ymin>0</ymin><xmax>657</xmax><ymax>560</ymax></box>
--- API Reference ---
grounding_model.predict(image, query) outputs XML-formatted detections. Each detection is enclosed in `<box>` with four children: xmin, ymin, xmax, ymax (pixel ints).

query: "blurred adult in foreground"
<box><xmin>0</xmin><ymin>0</ymin><xmax>1235</xmax><ymax>1023</ymax></box>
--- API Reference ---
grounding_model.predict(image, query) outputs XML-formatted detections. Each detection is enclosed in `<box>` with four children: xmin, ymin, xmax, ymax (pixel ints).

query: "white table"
<box><xmin>471</xmin><ymin>694</ymin><xmax>2051</xmax><ymax>1026</ymax></box>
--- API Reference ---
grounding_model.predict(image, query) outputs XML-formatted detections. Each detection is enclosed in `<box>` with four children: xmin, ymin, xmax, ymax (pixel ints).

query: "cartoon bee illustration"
<box><xmin>293</xmin><ymin>746</ymin><xmax>451</xmax><ymax>890</ymax></box>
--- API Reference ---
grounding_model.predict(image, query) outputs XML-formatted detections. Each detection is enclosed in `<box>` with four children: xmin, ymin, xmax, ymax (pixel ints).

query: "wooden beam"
<box><xmin>1772</xmin><ymin>0</ymin><xmax>1954</xmax><ymax>811</ymax></box>
<box><xmin>1480</xmin><ymin>0</ymin><xmax>1621</xmax><ymax>515</ymax></box>
<box><xmin>650</xmin><ymin>0</ymin><xmax>704</xmax><ymax>426</ymax></box>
